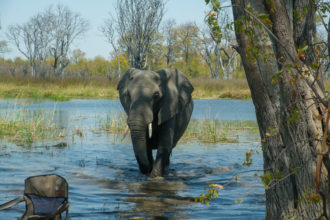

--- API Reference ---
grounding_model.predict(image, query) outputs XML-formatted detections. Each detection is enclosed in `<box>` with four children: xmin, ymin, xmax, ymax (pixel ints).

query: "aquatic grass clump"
<box><xmin>97</xmin><ymin>113</ymin><xmax>127</xmax><ymax>134</ymax></box>
<box><xmin>0</xmin><ymin>105</ymin><xmax>59</xmax><ymax>145</ymax></box>
<box><xmin>220</xmin><ymin>120</ymin><xmax>258</xmax><ymax>132</ymax></box>
<box><xmin>183</xmin><ymin>119</ymin><xmax>237</xmax><ymax>143</ymax></box>
<box><xmin>182</xmin><ymin>118</ymin><xmax>258</xmax><ymax>143</ymax></box>
<box><xmin>96</xmin><ymin>112</ymin><xmax>258</xmax><ymax>144</ymax></box>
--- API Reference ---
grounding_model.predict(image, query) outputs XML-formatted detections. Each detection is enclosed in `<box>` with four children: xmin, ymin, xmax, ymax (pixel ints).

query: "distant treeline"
<box><xmin>0</xmin><ymin>1</ymin><xmax>246</xmax><ymax>79</ymax></box>
<box><xmin>0</xmin><ymin>50</ymin><xmax>245</xmax><ymax>79</ymax></box>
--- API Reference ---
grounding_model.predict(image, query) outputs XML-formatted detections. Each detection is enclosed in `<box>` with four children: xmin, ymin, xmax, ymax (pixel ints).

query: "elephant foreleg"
<box><xmin>149</xmin><ymin>118</ymin><xmax>175</xmax><ymax>177</ymax></box>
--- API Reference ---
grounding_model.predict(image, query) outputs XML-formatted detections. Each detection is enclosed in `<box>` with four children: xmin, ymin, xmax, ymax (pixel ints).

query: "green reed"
<box><xmin>183</xmin><ymin>119</ymin><xmax>258</xmax><ymax>143</ymax></box>
<box><xmin>97</xmin><ymin>113</ymin><xmax>128</xmax><ymax>134</ymax></box>
<box><xmin>96</xmin><ymin>112</ymin><xmax>258</xmax><ymax>144</ymax></box>
<box><xmin>0</xmin><ymin>104</ymin><xmax>59</xmax><ymax>145</ymax></box>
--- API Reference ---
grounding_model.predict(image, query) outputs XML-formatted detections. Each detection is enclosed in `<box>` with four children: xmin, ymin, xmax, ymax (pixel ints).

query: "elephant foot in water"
<box><xmin>149</xmin><ymin>153</ymin><xmax>170</xmax><ymax>178</ymax></box>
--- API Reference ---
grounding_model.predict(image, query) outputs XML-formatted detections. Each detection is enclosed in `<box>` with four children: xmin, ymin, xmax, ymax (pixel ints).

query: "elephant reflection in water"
<box><xmin>120</xmin><ymin>179</ymin><xmax>193</xmax><ymax>219</ymax></box>
<box><xmin>117</xmin><ymin>68</ymin><xmax>194</xmax><ymax>177</ymax></box>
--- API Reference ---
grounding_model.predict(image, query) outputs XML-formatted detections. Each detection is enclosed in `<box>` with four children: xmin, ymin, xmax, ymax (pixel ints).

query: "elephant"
<box><xmin>117</xmin><ymin>68</ymin><xmax>194</xmax><ymax>177</ymax></box>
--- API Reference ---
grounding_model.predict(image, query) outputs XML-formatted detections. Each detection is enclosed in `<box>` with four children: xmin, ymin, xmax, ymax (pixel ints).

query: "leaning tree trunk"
<box><xmin>231</xmin><ymin>0</ymin><xmax>329</xmax><ymax>219</ymax></box>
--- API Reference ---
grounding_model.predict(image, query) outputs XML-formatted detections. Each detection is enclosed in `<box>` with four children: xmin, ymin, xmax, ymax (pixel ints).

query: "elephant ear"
<box><xmin>117</xmin><ymin>68</ymin><xmax>137</xmax><ymax>114</ymax></box>
<box><xmin>157</xmin><ymin>68</ymin><xmax>194</xmax><ymax>125</ymax></box>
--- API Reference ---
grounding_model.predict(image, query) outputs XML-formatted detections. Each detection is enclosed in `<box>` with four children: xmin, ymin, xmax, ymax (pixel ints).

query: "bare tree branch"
<box><xmin>113</xmin><ymin>0</ymin><xmax>165</xmax><ymax>69</ymax></box>
<box><xmin>48</xmin><ymin>4</ymin><xmax>89</xmax><ymax>77</ymax></box>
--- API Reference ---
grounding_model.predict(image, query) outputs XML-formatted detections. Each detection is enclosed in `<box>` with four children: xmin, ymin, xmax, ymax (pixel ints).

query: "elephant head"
<box><xmin>117</xmin><ymin>68</ymin><xmax>194</xmax><ymax>176</ymax></box>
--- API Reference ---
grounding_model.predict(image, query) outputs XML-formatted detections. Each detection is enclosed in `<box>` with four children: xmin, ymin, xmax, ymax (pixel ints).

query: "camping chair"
<box><xmin>0</xmin><ymin>174</ymin><xmax>69</xmax><ymax>220</ymax></box>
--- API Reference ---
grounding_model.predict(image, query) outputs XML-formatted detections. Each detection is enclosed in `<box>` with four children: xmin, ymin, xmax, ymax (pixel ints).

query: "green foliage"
<box><xmin>271</xmin><ymin>69</ymin><xmax>283</xmax><ymax>84</ymax></box>
<box><xmin>254</xmin><ymin>166</ymin><xmax>300</xmax><ymax>190</ymax></box>
<box><xmin>235</xmin><ymin>198</ymin><xmax>245</xmax><ymax>204</ymax></box>
<box><xmin>205</xmin><ymin>0</ymin><xmax>222</xmax><ymax>43</ymax></box>
<box><xmin>195</xmin><ymin>183</ymin><xmax>223</xmax><ymax>206</ymax></box>
<box><xmin>287</xmin><ymin>108</ymin><xmax>301</xmax><ymax>123</ymax></box>
<box><xmin>297</xmin><ymin>189</ymin><xmax>323</xmax><ymax>205</ymax></box>
<box><xmin>242</xmin><ymin>150</ymin><xmax>253</xmax><ymax>167</ymax></box>
<box><xmin>90</xmin><ymin>56</ymin><xmax>110</xmax><ymax>76</ymax></box>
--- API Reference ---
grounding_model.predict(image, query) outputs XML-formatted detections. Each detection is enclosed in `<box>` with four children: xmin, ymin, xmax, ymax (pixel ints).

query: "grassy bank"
<box><xmin>0</xmin><ymin>75</ymin><xmax>251</xmax><ymax>100</ymax></box>
<box><xmin>0</xmin><ymin>76</ymin><xmax>119</xmax><ymax>101</ymax></box>
<box><xmin>190</xmin><ymin>78</ymin><xmax>251</xmax><ymax>99</ymax></box>
<box><xmin>1</xmin><ymin>75</ymin><xmax>328</xmax><ymax>100</ymax></box>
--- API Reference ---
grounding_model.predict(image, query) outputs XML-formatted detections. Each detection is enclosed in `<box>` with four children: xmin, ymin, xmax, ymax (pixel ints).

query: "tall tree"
<box><xmin>71</xmin><ymin>49</ymin><xmax>86</xmax><ymax>64</ymax></box>
<box><xmin>162</xmin><ymin>19</ymin><xmax>177</xmax><ymax>68</ymax></box>
<box><xmin>48</xmin><ymin>4</ymin><xmax>89</xmax><ymax>77</ymax></box>
<box><xmin>7</xmin><ymin>13</ymin><xmax>51</xmax><ymax>76</ymax></box>
<box><xmin>176</xmin><ymin>23</ymin><xmax>200</xmax><ymax>69</ymax></box>
<box><xmin>0</xmin><ymin>21</ymin><xmax>10</xmax><ymax>55</ymax></box>
<box><xmin>199</xmin><ymin>9</ymin><xmax>238</xmax><ymax>79</ymax></box>
<box><xmin>101</xmin><ymin>18</ymin><xmax>122</xmax><ymax>77</ymax></box>
<box><xmin>112</xmin><ymin>0</ymin><xmax>165</xmax><ymax>69</ymax></box>
<box><xmin>204</xmin><ymin>0</ymin><xmax>330</xmax><ymax>218</ymax></box>
<box><xmin>7</xmin><ymin>5</ymin><xmax>88</xmax><ymax>77</ymax></box>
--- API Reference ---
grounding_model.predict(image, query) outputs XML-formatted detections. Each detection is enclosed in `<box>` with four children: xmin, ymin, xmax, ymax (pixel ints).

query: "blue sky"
<box><xmin>0</xmin><ymin>0</ymin><xmax>210</xmax><ymax>59</ymax></box>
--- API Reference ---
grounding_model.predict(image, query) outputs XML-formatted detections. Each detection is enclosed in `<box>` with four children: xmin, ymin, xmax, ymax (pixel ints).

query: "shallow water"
<box><xmin>0</xmin><ymin>99</ymin><xmax>264</xmax><ymax>219</ymax></box>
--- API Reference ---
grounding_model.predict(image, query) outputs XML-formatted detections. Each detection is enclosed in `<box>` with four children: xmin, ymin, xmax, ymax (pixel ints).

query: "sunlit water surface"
<box><xmin>0</xmin><ymin>99</ymin><xmax>264</xmax><ymax>219</ymax></box>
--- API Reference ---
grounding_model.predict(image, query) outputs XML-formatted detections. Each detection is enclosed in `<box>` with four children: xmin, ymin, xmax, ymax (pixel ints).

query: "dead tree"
<box><xmin>7</xmin><ymin>13</ymin><xmax>51</xmax><ymax>77</ymax></box>
<box><xmin>199</xmin><ymin>9</ymin><xmax>238</xmax><ymax>79</ymax></box>
<box><xmin>48</xmin><ymin>4</ymin><xmax>89</xmax><ymax>77</ymax></box>
<box><xmin>0</xmin><ymin>22</ymin><xmax>10</xmax><ymax>55</ymax></box>
<box><xmin>113</xmin><ymin>0</ymin><xmax>165</xmax><ymax>69</ymax></box>
<box><xmin>162</xmin><ymin>19</ymin><xmax>177</xmax><ymax>68</ymax></box>
<box><xmin>101</xmin><ymin>18</ymin><xmax>122</xmax><ymax>77</ymax></box>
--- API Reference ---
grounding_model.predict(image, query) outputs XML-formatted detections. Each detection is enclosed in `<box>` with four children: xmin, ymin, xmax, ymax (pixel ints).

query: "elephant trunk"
<box><xmin>129</xmin><ymin>123</ymin><xmax>153</xmax><ymax>174</ymax></box>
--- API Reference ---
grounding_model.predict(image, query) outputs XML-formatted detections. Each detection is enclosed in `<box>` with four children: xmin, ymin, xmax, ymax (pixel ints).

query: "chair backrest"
<box><xmin>0</xmin><ymin>174</ymin><xmax>69</xmax><ymax>220</ymax></box>
<box><xmin>22</xmin><ymin>174</ymin><xmax>69</xmax><ymax>219</ymax></box>
<box><xmin>24</xmin><ymin>174</ymin><xmax>68</xmax><ymax>198</ymax></box>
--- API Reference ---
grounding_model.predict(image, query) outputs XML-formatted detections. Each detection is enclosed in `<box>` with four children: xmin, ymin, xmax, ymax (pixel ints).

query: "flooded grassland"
<box><xmin>0</xmin><ymin>99</ymin><xmax>265</xmax><ymax>219</ymax></box>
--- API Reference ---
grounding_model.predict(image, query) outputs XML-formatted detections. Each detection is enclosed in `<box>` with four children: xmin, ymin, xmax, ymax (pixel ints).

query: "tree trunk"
<box><xmin>231</xmin><ymin>0</ymin><xmax>329</xmax><ymax>219</ymax></box>
<box><xmin>117</xmin><ymin>55</ymin><xmax>121</xmax><ymax>77</ymax></box>
<box><xmin>31</xmin><ymin>64</ymin><xmax>35</xmax><ymax>77</ymax></box>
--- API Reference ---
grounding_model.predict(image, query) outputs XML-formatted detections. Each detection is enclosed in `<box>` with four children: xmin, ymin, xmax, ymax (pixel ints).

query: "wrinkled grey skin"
<box><xmin>117</xmin><ymin>68</ymin><xmax>194</xmax><ymax>177</ymax></box>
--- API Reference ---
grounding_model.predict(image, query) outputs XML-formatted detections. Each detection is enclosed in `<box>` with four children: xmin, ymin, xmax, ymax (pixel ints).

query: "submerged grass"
<box><xmin>96</xmin><ymin>112</ymin><xmax>258</xmax><ymax>144</ymax></box>
<box><xmin>0</xmin><ymin>104</ymin><xmax>60</xmax><ymax>145</ymax></box>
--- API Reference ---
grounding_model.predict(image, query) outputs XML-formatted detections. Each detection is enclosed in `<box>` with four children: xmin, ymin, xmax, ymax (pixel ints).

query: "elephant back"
<box><xmin>157</xmin><ymin>68</ymin><xmax>194</xmax><ymax>125</ymax></box>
